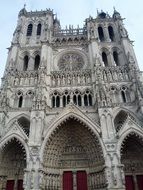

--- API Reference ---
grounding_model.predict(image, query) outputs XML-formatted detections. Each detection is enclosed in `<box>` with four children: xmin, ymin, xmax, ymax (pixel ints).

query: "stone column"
<box><xmin>73</xmin><ymin>171</ymin><xmax>77</xmax><ymax>190</ymax></box>
<box><xmin>104</xmin><ymin>26</ymin><xmax>111</xmax><ymax>42</ymax></box>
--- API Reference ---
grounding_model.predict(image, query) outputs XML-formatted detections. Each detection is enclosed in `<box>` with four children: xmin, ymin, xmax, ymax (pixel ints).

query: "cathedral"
<box><xmin>0</xmin><ymin>6</ymin><xmax>143</xmax><ymax>190</ymax></box>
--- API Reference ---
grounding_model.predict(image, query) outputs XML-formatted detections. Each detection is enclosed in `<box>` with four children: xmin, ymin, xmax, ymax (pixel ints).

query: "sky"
<box><xmin>0</xmin><ymin>0</ymin><xmax>143</xmax><ymax>80</ymax></box>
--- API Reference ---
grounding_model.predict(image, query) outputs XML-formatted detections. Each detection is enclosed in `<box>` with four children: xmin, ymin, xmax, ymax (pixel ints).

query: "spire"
<box><xmin>112</xmin><ymin>7</ymin><xmax>121</xmax><ymax>19</ymax></box>
<box><xmin>18</xmin><ymin>4</ymin><xmax>27</xmax><ymax>17</ymax></box>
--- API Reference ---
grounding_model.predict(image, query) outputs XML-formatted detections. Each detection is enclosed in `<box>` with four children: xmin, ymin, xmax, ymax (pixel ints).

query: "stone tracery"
<box><xmin>58</xmin><ymin>53</ymin><xmax>84</xmax><ymax>71</ymax></box>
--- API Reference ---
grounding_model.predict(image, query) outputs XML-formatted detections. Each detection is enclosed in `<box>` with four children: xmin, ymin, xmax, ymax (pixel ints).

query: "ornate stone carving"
<box><xmin>58</xmin><ymin>53</ymin><xmax>84</xmax><ymax>71</ymax></box>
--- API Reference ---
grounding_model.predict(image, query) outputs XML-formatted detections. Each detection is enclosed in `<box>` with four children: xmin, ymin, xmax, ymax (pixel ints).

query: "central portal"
<box><xmin>43</xmin><ymin>117</ymin><xmax>106</xmax><ymax>189</ymax></box>
<box><xmin>63</xmin><ymin>171</ymin><xmax>87</xmax><ymax>190</ymax></box>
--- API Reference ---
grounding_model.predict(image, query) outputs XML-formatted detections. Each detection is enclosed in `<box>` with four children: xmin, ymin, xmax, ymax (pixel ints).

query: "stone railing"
<box><xmin>54</xmin><ymin>27</ymin><xmax>87</xmax><ymax>37</ymax></box>
<box><xmin>51</xmin><ymin>70</ymin><xmax>91</xmax><ymax>87</ymax></box>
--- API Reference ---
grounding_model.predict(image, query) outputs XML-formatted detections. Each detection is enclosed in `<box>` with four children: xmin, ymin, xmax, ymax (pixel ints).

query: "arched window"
<box><xmin>113</xmin><ymin>51</ymin><xmax>119</xmax><ymax>66</ymax></box>
<box><xmin>34</xmin><ymin>55</ymin><xmax>40</xmax><ymax>70</ymax></box>
<box><xmin>67</xmin><ymin>95</ymin><xmax>70</xmax><ymax>104</ymax></box>
<box><xmin>102</xmin><ymin>52</ymin><xmax>108</xmax><ymax>66</ymax></box>
<box><xmin>89</xmin><ymin>94</ymin><xmax>92</xmax><ymax>106</ymax></box>
<box><xmin>108</xmin><ymin>26</ymin><xmax>115</xmax><ymax>41</ymax></box>
<box><xmin>84</xmin><ymin>95</ymin><xmax>88</xmax><ymax>106</ymax></box>
<box><xmin>78</xmin><ymin>95</ymin><xmax>82</xmax><ymax>106</ymax></box>
<box><xmin>56</xmin><ymin>96</ymin><xmax>60</xmax><ymax>107</ymax></box>
<box><xmin>18</xmin><ymin>96</ymin><xmax>23</xmax><ymax>108</ymax></box>
<box><xmin>37</xmin><ymin>23</ymin><xmax>42</xmax><ymax>36</ymax></box>
<box><xmin>73</xmin><ymin>95</ymin><xmax>77</xmax><ymax>105</ymax></box>
<box><xmin>121</xmin><ymin>90</ymin><xmax>126</xmax><ymax>103</ymax></box>
<box><xmin>23</xmin><ymin>55</ymin><xmax>29</xmax><ymax>71</ymax></box>
<box><xmin>98</xmin><ymin>26</ymin><xmax>104</xmax><ymax>42</ymax></box>
<box><xmin>52</xmin><ymin>96</ymin><xmax>55</xmax><ymax>108</ymax></box>
<box><xmin>73</xmin><ymin>91</ymin><xmax>82</xmax><ymax>106</ymax></box>
<box><xmin>26</xmin><ymin>24</ymin><xmax>33</xmax><ymax>36</ymax></box>
<box><xmin>63</xmin><ymin>96</ymin><xmax>66</xmax><ymax>107</ymax></box>
<box><xmin>62</xmin><ymin>91</ymin><xmax>70</xmax><ymax>107</ymax></box>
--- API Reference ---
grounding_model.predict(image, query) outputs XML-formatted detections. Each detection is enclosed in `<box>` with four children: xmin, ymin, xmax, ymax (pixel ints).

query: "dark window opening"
<box><xmin>78</xmin><ymin>95</ymin><xmax>82</xmax><ymax>106</ymax></box>
<box><xmin>37</xmin><ymin>23</ymin><xmax>42</xmax><ymax>36</ymax></box>
<box><xmin>67</xmin><ymin>95</ymin><xmax>70</xmax><ymax>105</ymax></box>
<box><xmin>121</xmin><ymin>91</ymin><xmax>126</xmax><ymax>103</ymax></box>
<box><xmin>34</xmin><ymin>55</ymin><xmax>40</xmax><ymax>70</ymax></box>
<box><xmin>113</xmin><ymin>51</ymin><xmax>119</xmax><ymax>66</ymax></box>
<box><xmin>89</xmin><ymin>94</ymin><xmax>92</xmax><ymax>106</ymax></box>
<box><xmin>102</xmin><ymin>52</ymin><xmax>108</xmax><ymax>66</ymax></box>
<box><xmin>84</xmin><ymin>95</ymin><xmax>88</xmax><ymax>106</ymax></box>
<box><xmin>56</xmin><ymin>96</ymin><xmax>60</xmax><ymax>107</ymax></box>
<box><xmin>73</xmin><ymin>95</ymin><xmax>77</xmax><ymax>105</ymax></box>
<box><xmin>18</xmin><ymin>96</ymin><xmax>23</xmax><ymax>108</ymax></box>
<box><xmin>98</xmin><ymin>27</ymin><xmax>104</xmax><ymax>42</ymax></box>
<box><xmin>23</xmin><ymin>55</ymin><xmax>29</xmax><ymax>71</ymax></box>
<box><xmin>63</xmin><ymin>96</ymin><xmax>66</xmax><ymax>107</ymax></box>
<box><xmin>52</xmin><ymin>96</ymin><xmax>55</xmax><ymax>108</ymax></box>
<box><xmin>26</xmin><ymin>24</ymin><xmax>33</xmax><ymax>36</ymax></box>
<box><xmin>108</xmin><ymin>26</ymin><xmax>115</xmax><ymax>41</ymax></box>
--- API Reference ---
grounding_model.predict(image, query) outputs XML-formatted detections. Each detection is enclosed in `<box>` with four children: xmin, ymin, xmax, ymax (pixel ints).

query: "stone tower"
<box><xmin>0</xmin><ymin>7</ymin><xmax>143</xmax><ymax>190</ymax></box>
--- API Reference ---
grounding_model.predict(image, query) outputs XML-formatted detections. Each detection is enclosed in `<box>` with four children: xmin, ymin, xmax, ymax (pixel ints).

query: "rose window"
<box><xmin>58</xmin><ymin>53</ymin><xmax>84</xmax><ymax>71</ymax></box>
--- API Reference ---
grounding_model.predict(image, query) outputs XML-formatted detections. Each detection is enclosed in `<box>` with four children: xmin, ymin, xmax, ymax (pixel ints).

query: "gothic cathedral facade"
<box><xmin>0</xmin><ymin>7</ymin><xmax>143</xmax><ymax>190</ymax></box>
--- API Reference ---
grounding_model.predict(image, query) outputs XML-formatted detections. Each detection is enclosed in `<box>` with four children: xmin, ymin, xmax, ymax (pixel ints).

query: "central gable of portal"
<box><xmin>44</xmin><ymin>103</ymin><xmax>100</xmax><ymax>137</ymax></box>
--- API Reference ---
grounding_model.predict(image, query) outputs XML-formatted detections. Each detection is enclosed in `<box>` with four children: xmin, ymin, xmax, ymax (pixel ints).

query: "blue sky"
<box><xmin>0</xmin><ymin>0</ymin><xmax>143</xmax><ymax>80</ymax></box>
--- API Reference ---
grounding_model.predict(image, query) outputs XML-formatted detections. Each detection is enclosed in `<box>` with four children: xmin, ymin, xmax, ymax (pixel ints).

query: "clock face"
<box><xmin>58</xmin><ymin>53</ymin><xmax>84</xmax><ymax>71</ymax></box>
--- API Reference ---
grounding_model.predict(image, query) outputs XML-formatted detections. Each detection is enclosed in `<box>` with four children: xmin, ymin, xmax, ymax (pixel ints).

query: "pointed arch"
<box><xmin>26</xmin><ymin>23</ymin><xmax>33</xmax><ymax>36</ymax></box>
<box><xmin>117</xmin><ymin>127</ymin><xmax>143</xmax><ymax>158</ymax></box>
<box><xmin>0</xmin><ymin>133</ymin><xmax>30</xmax><ymax>163</ymax></box>
<box><xmin>37</xmin><ymin>23</ymin><xmax>42</xmax><ymax>35</ymax></box>
<box><xmin>40</xmin><ymin>109</ymin><xmax>105</xmax><ymax>162</ymax></box>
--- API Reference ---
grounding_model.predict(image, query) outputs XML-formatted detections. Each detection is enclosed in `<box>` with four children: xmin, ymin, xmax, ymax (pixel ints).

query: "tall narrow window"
<box><xmin>89</xmin><ymin>94</ymin><xmax>92</xmax><ymax>106</ymax></box>
<box><xmin>18</xmin><ymin>96</ymin><xmax>23</xmax><ymax>108</ymax></box>
<box><xmin>84</xmin><ymin>95</ymin><xmax>88</xmax><ymax>106</ymax></box>
<box><xmin>56</xmin><ymin>96</ymin><xmax>60</xmax><ymax>107</ymax></box>
<box><xmin>26</xmin><ymin>24</ymin><xmax>33</xmax><ymax>36</ymax></box>
<box><xmin>78</xmin><ymin>95</ymin><xmax>82</xmax><ymax>106</ymax></box>
<box><xmin>113</xmin><ymin>51</ymin><xmax>119</xmax><ymax>66</ymax></box>
<box><xmin>63</xmin><ymin>96</ymin><xmax>66</xmax><ymax>107</ymax></box>
<box><xmin>121</xmin><ymin>90</ymin><xmax>126</xmax><ymax>103</ymax></box>
<box><xmin>98</xmin><ymin>26</ymin><xmax>104</xmax><ymax>41</ymax></box>
<box><xmin>108</xmin><ymin>26</ymin><xmax>115</xmax><ymax>41</ymax></box>
<box><xmin>73</xmin><ymin>95</ymin><xmax>77</xmax><ymax>105</ymax></box>
<box><xmin>37</xmin><ymin>23</ymin><xmax>42</xmax><ymax>35</ymax></box>
<box><xmin>67</xmin><ymin>95</ymin><xmax>70</xmax><ymax>104</ymax></box>
<box><xmin>52</xmin><ymin>96</ymin><xmax>55</xmax><ymax>108</ymax></box>
<box><xmin>34</xmin><ymin>55</ymin><xmax>40</xmax><ymax>70</ymax></box>
<box><xmin>23</xmin><ymin>55</ymin><xmax>29</xmax><ymax>71</ymax></box>
<box><xmin>102</xmin><ymin>52</ymin><xmax>108</xmax><ymax>66</ymax></box>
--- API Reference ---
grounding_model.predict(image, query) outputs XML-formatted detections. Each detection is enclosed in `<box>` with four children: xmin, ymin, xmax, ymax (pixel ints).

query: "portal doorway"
<box><xmin>43</xmin><ymin>117</ymin><xmax>107</xmax><ymax>189</ymax></box>
<box><xmin>0</xmin><ymin>138</ymin><xmax>26</xmax><ymax>190</ymax></box>
<box><xmin>121</xmin><ymin>134</ymin><xmax>143</xmax><ymax>190</ymax></box>
<box><xmin>63</xmin><ymin>170</ymin><xmax>88</xmax><ymax>190</ymax></box>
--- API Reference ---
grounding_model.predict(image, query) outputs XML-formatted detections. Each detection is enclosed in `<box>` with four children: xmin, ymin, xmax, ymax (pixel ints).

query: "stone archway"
<box><xmin>121</xmin><ymin>133</ymin><xmax>143</xmax><ymax>190</ymax></box>
<box><xmin>0</xmin><ymin>137</ymin><xmax>26</xmax><ymax>190</ymax></box>
<box><xmin>42</xmin><ymin>118</ymin><xmax>106</xmax><ymax>190</ymax></box>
